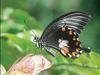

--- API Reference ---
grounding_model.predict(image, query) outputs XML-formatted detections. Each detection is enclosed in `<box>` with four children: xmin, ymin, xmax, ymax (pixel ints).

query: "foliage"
<box><xmin>1</xmin><ymin>8</ymin><xmax>100</xmax><ymax>75</ymax></box>
<box><xmin>1</xmin><ymin>0</ymin><xmax>100</xmax><ymax>74</ymax></box>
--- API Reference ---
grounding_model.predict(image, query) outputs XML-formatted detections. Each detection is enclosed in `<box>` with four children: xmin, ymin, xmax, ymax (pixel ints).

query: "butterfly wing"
<box><xmin>40</xmin><ymin>11</ymin><xmax>91</xmax><ymax>38</ymax></box>
<box><xmin>38</xmin><ymin>11</ymin><xmax>91</xmax><ymax>58</ymax></box>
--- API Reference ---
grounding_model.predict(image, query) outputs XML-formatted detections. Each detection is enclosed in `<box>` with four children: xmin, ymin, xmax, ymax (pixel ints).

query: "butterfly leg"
<box><xmin>44</xmin><ymin>47</ymin><xmax>57</xmax><ymax>57</ymax></box>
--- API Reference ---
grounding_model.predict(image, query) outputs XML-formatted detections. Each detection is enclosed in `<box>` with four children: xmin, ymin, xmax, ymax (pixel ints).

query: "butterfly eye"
<box><xmin>32</xmin><ymin>36</ymin><xmax>38</xmax><ymax>43</ymax></box>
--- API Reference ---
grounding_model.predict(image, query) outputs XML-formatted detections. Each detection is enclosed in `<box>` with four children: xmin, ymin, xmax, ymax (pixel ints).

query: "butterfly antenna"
<box><xmin>24</xmin><ymin>17</ymin><xmax>39</xmax><ymax>43</ymax></box>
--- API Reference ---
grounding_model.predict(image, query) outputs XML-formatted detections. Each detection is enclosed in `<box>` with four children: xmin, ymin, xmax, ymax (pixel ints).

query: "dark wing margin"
<box><xmin>40</xmin><ymin>11</ymin><xmax>91</xmax><ymax>40</ymax></box>
<box><xmin>59</xmin><ymin>12</ymin><xmax>91</xmax><ymax>33</ymax></box>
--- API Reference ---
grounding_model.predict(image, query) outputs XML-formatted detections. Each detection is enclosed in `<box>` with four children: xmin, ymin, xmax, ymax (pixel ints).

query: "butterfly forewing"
<box><xmin>40</xmin><ymin>11</ymin><xmax>91</xmax><ymax>40</ymax></box>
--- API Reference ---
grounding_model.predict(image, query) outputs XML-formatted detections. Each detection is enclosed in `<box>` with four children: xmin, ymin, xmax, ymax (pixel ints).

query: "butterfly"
<box><xmin>34</xmin><ymin>11</ymin><xmax>91</xmax><ymax>59</ymax></box>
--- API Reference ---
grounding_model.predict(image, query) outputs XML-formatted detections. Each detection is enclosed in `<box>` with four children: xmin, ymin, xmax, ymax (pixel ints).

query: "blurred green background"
<box><xmin>1</xmin><ymin>0</ymin><xmax>100</xmax><ymax>75</ymax></box>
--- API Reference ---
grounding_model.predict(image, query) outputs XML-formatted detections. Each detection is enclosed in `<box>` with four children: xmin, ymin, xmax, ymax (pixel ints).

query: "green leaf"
<box><xmin>0</xmin><ymin>64</ymin><xmax>7</xmax><ymax>75</ymax></box>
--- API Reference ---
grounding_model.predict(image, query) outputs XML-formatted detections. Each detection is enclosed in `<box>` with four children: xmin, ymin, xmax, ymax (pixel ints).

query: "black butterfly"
<box><xmin>35</xmin><ymin>11</ymin><xmax>91</xmax><ymax>58</ymax></box>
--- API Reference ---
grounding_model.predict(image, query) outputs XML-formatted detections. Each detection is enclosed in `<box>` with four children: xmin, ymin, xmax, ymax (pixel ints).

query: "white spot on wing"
<box><xmin>77</xmin><ymin>38</ymin><xmax>80</xmax><ymax>41</ymax></box>
<box><xmin>80</xmin><ymin>50</ymin><xmax>83</xmax><ymax>53</ymax></box>
<box><xmin>59</xmin><ymin>44</ymin><xmax>64</xmax><ymax>48</ymax></box>
<box><xmin>58</xmin><ymin>39</ymin><xmax>69</xmax><ymax>48</ymax></box>
<box><xmin>58</xmin><ymin>39</ymin><xmax>62</xmax><ymax>43</ymax></box>
<box><xmin>76</xmin><ymin>54</ymin><xmax>80</xmax><ymax>57</ymax></box>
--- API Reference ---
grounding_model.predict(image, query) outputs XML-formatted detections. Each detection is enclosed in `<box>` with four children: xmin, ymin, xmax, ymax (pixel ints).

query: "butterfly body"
<box><xmin>36</xmin><ymin>11</ymin><xmax>91</xmax><ymax>58</ymax></box>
